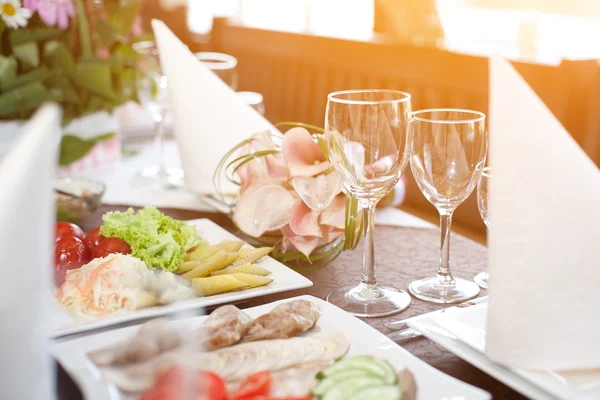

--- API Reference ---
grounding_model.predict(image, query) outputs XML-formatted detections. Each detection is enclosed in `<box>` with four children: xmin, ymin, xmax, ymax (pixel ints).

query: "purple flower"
<box><xmin>24</xmin><ymin>0</ymin><xmax>74</xmax><ymax>30</ymax></box>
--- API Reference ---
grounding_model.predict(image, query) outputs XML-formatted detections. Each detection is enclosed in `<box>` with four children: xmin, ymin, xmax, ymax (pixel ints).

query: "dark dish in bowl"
<box><xmin>55</xmin><ymin>178</ymin><xmax>106</xmax><ymax>225</ymax></box>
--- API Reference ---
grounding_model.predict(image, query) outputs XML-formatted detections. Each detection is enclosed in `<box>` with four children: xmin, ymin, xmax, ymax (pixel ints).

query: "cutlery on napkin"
<box><xmin>151</xmin><ymin>19</ymin><xmax>280</xmax><ymax>196</ymax></box>
<box><xmin>0</xmin><ymin>104</ymin><xmax>61</xmax><ymax>399</ymax></box>
<box><xmin>486</xmin><ymin>57</ymin><xmax>600</xmax><ymax>371</ymax></box>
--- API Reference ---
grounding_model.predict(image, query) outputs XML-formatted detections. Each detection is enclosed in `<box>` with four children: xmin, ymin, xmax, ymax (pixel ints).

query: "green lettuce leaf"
<box><xmin>100</xmin><ymin>207</ymin><xmax>205</xmax><ymax>272</ymax></box>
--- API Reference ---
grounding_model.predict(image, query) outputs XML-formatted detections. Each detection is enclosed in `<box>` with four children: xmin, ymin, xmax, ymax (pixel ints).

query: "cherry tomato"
<box><xmin>231</xmin><ymin>371</ymin><xmax>272</xmax><ymax>400</ymax></box>
<box><xmin>83</xmin><ymin>227</ymin><xmax>105</xmax><ymax>253</ymax></box>
<box><xmin>92</xmin><ymin>237</ymin><xmax>132</xmax><ymax>259</ymax></box>
<box><xmin>55</xmin><ymin>236</ymin><xmax>91</xmax><ymax>286</ymax></box>
<box><xmin>55</xmin><ymin>222</ymin><xmax>84</xmax><ymax>242</ymax></box>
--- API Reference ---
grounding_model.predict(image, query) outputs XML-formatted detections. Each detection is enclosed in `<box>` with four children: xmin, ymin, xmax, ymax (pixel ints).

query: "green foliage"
<box><xmin>59</xmin><ymin>132</ymin><xmax>115</xmax><ymax>166</ymax></box>
<box><xmin>0</xmin><ymin>0</ymin><xmax>144</xmax><ymax>165</ymax></box>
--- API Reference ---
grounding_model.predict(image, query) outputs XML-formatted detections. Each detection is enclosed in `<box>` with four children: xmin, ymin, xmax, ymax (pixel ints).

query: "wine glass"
<box><xmin>474</xmin><ymin>167</ymin><xmax>491</xmax><ymax>289</ymax></box>
<box><xmin>325</xmin><ymin>89</ymin><xmax>413</xmax><ymax>317</ymax></box>
<box><xmin>237</xmin><ymin>91</ymin><xmax>265</xmax><ymax>115</ymax></box>
<box><xmin>195</xmin><ymin>52</ymin><xmax>238</xmax><ymax>90</ymax></box>
<box><xmin>131</xmin><ymin>41</ymin><xmax>184</xmax><ymax>188</ymax></box>
<box><xmin>409</xmin><ymin>109</ymin><xmax>487</xmax><ymax>304</ymax></box>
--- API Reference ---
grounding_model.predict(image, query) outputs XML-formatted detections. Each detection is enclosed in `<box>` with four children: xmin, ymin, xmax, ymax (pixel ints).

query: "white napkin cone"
<box><xmin>485</xmin><ymin>57</ymin><xmax>600</xmax><ymax>371</ymax></box>
<box><xmin>0</xmin><ymin>104</ymin><xmax>61</xmax><ymax>399</ymax></box>
<box><xmin>151</xmin><ymin>19</ymin><xmax>277</xmax><ymax>195</ymax></box>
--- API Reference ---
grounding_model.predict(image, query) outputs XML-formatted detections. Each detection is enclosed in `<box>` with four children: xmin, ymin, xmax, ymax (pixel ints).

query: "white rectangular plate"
<box><xmin>408</xmin><ymin>305</ymin><xmax>600</xmax><ymax>400</ymax></box>
<box><xmin>50</xmin><ymin>218</ymin><xmax>313</xmax><ymax>338</ymax></box>
<box><xmin>51</xmin><ymin>295</ymin><xmax>491</xmax><ymax>400</ymax></box>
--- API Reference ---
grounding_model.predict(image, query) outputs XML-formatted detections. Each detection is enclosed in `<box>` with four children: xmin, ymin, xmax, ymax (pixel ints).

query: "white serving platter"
<box><xmin>51</xmin><ymin>295</ymin><xmax>491</xmax><ymax>400</ymax></box>
<box><xmin>50</xmin><ymin>218</ymin><xmax>312</xmax><ymax>338</ymax></box>
<box><xmin>408</xmin><ymin>304</ymin><xmax>600</xmax><ymax>400</ymax></box>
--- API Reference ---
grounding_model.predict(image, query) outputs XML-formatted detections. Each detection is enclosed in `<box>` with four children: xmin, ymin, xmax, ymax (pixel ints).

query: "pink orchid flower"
<box><xmin>282</xmin><ymin>127</ymin><xmax>330</xmax><ymax>177</ymax></box>
<box><xmin>25</xmin><ymin>0</ymin><xmax>75</xmax><ymax>30</ymax></box>
<box><xmin>233</xmin><ymin>184</ymin><xmax>295</xmax><ymax>238</ymax></box>
<box><xmin>292</xmin><ymin>172</ymin><xmax>342</xmax><ymax>212</ymax></box>
<box><xmin>319</xmin><ymin>194</ymin><xmax>346</xmax><ymax>243</ymax></box>
<box><xmin>281</xmin><ymin>224</ymin><xmax>319</xmax><ymax>258</ymax></box>
<box><xmin>236</xmin><ymin>131</ymin><xmax>289</xmax><ymax>190</ymax></box>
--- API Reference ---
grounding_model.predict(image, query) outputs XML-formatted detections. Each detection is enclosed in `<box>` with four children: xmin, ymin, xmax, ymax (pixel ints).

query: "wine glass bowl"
<box><xmin>409</xmin><ymin>109</ymin><xmax>487</xmax><ymax>304</ymax></box>
<box><xmin>195</xmin><ymin>52</ymin><xmax>239</xmax><ymax>90</ymax></box>
<box><xmin>474</xmin><ymin>166</ymin><xmax>491</xmax><ymax>289</ymax></box>
<box><xmin>325</xmin><ymin>89</ymin><xmax>413</xmax><ymax>317</ymax></box>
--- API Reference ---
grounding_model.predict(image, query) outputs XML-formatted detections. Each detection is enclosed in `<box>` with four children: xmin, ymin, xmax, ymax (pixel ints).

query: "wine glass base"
<box><xmin>326</xmin><ymin>283</ymin><xmax>412</xmax><ymax>318</ymax></box>
<box><xmin>474</xmin><ymin>271</ymin><xmax>489</xmax><ymax>289</ymax></box>
<box><xmin>130</xmin><ymin>166</ymin><xmax>184</xmax><ymax>189</ymax></box>
<box><xmin>409</xmin><ymin>276</ymin><xmax>480</xmax><ymax>304</ymax></box>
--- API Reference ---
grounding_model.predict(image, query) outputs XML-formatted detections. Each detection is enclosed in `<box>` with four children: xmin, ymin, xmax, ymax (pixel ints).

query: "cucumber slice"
<box><xmin>348</xmin><ymin>384</ymin><xmax>403</xmax><ymax>400</ymax></box>
<box><xmin>318</xmin><ymin>355</ymin><xmax>397</xmax><ymax>384</ymax></box>
<box><xmin>312</xmin><ymin>369</ymin><xmax>374</xmax><ymax>397</ymax></box>
<box><xmin>322</xmin><ymin>376</ymin><xmax>385</xmax><ymax>400</ymax></box>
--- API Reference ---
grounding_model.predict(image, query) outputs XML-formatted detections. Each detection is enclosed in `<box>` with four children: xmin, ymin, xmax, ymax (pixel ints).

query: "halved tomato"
<box><xmin>231</xmin><ymin>371</ymin><xmax>272</xmax><ymax>400</ymax></box>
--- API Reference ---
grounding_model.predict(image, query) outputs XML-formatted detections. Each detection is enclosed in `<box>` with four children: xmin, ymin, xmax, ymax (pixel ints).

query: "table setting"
<box><xmin>1</xmin><ymin>10</ymin><xmax>599</xmax><ymax>400</ymax></box>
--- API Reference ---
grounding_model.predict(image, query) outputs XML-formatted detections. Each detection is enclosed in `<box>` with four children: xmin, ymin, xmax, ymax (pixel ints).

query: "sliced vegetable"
<box><xmin>231</xmin><ymin>371</ymin><xmax>272</xmax><ymax>400</ymax></box>
<box><xmin>348</xmin><ymin>385</ymin><xmax>402</xmax><ymax>400</ymax></box>
<box><xmin>317</xmin><ymin>355</ymin><xmax>397</xmax><ymax>385</ymax></box>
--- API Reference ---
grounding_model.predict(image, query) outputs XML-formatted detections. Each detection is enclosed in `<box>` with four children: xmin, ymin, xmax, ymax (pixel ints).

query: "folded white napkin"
<box><xmin>0</xmin><ymin>104</ymin><xmax>61</xmax><ymax>399</ymax></box>
<box><xmin>151</xmin><ymin>19</ymin><xmax>277</xmax><ymax>195</ymax></box>
<box><xmin>485</xmin><ymin>57</ymin><xmax>600</xmax><ymax>371</ymax></box>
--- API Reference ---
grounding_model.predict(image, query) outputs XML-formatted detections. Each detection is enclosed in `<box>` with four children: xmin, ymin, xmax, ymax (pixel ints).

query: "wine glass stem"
<box><xmin>360</xmin><ymin>202</ymin><xmax>377</xmax><ymax>286</ymax></box>
<box><xmin>153</xmin><ymin>112</ymin><xmax>166</xmax><ymax>176</ymax></box>
<box><xmin>438</xmin><ymin>210</ymin><xmax>455</xmax><ymax>283</ymax></box>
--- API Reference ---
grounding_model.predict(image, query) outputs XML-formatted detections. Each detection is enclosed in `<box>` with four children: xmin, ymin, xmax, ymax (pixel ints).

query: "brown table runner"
<box><xmin>83</xmin><ymin>206</ymin><xmax>526</xmax><ymax>399</ymax></box>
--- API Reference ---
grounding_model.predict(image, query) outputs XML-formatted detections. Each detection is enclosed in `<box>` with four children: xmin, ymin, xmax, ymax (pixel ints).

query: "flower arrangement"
<box><xmin>214</xmin><ymin>123</ymin><xmax>363</xmax><ymax>270</ymax></box>
<box><xmin>0</xmin><ymin>0</ymin><xmax>144</xmax><ymax>164</ymax></box>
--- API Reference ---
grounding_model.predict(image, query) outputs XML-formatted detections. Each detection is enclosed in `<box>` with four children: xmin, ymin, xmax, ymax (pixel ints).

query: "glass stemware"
<box><xmin>131</xmin><ymin>41</ymin><xmax>184</xmax><ymax>188</ymax></box>
<box><xmin>237</xmin><ymin>91</ymin><xmax>265</xmax><ymax>115</ymax></box>
<box><xmin>409</xmin><ymin>109</ymin><xmax>487</xmax><ymax>304</ymax></box>
<box><xmin>195</xmin><ymin>52</ymin><xmax>239</xmax><ymax>90</ymax></box>
<box><xmin>325</xmin><ymin>89</ymin><xmax>413</xmax><ymax>317</ymax></box>
<box><xmin>474</xmin><ymin>166</ymin><xmax>491</xmax><ymax>289</ymax></box>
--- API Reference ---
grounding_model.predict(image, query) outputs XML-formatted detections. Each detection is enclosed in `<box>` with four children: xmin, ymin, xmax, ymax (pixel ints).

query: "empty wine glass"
<box><xmin>195</xmin><ymin>52</ymin><xmax>238</xmax><ymax>90</ymax></box>
<box><xmin>409</xmin><ymin>109</ymin><xmax>487</xmax><ymax>304</ymax></box>
<box><xmin>131</xmin><ymin>41</ymin><xmax>184</xmax><ymax>188</ymax></box>
<box><xmin>474</xmin><ymin>166</ymin><xmax>491</xmax><ymax>289</ymax></box>
<box><xmin>237</xmin><ymin>91</ymin><xmax>265</xmax><ymax>115</ymax></box>
<box><xmin>325</xmin><ymin>89</ymin><xmax>413</xmax><ymax>317</ymax></box>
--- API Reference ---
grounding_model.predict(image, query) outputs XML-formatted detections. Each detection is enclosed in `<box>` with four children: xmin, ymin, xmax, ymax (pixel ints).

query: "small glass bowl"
<box><xmin>55</xmin><ymin>178</ymin><xmax>106</xmax><ymax>225</ymax></box>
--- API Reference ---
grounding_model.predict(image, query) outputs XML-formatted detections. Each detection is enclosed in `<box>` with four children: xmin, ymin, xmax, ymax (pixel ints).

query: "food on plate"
<box><xmin>55</xmin><ymin>221</ymin><xmax>85</xmax><ymax>242</ymax></box>
<box><xmin>100</xmin><ymin>206</ymin><xmax>205</xmax><ymax>272</ymax></box>
<box><xmin>91</xmin><ymin>237</ymin><xmax>132</xmax><ymax>259</ymax></box>
<box><xmin>211</xmin><ymin>263</ymin><xmax>271</xmax><ymax>276</ymax></box>
<box><xmin>185</xmin><ymin>240</ymin><xmax>245</xmax><ymax>263</ymax></box>
<box><xmin>139</xmin><ymin>367</ymin><xmax>228</xmax><ymax>400</ymax></box>
<box><xmin>192</xmin><ymin>275</ymin><xmax>250</xmax><ymax>296</ymax></box>
<box><xmin>312</xmin><ymin>356</ymin><xmax>416</xmax><ymax>400</ymax></box>
<box><xmin>232</xmin><ymin>247</ymin><xmax>273</xmax><ymax>266</ymax></box>
<box><xmin>192</xmin><ymin>273</ymin><xmax>274</xmax><ymax>296</ymax></box>
<box><xmin>55</xmin><ymin>236</ymin><xmax>91</xmax><ymax>286</ymax></box>
<box><xmin>242</xmin><ymin>300</ymin><xmax>320</xmax><ymax>342</ymax></box>
<box><xmin>83</xmin><ymin>227</ymin><xmax>105</xmax><ymax>252</ymax></box>
<box><xmin>57</xmin><ymin>254</ymin><xmax>193</xmax><ymax>320</ymax></box>
<box><xmin>201</xmin><ymin>304</ymin><xmax>253</xmax><ymax>350</ymax></box>
<box><xmin>181</xmin><ymin>250</ymin><xmax>230</xmax><ymax>279</ymax></box>
<box><xmin>89</xmin><ymin>305</ymin><xmax>252</xmax><ymax>367</ymax></box>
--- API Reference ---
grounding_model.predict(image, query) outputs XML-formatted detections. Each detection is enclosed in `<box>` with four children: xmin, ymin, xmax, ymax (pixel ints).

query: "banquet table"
<box><xmin>53</xmin><ymin>204</ymin><xmax>527</xmax><ymax>400</ymax></box>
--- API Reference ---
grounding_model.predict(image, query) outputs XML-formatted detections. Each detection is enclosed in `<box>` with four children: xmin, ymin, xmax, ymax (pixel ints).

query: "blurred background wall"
<box><xmin>138</xmin><ymin>0</ymin><xmax>600</xmax><ymax>242</ymax></box>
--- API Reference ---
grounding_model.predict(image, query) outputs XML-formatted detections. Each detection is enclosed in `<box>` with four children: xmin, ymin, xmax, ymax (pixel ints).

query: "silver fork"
<box><xmin>385</xmin><ymin>296</ymin><xmax>489</xmax><ymax>343</ymax></box>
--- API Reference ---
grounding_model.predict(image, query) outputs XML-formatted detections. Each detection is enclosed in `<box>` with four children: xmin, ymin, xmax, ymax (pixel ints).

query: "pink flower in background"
<box><xmin>25</xmin><ymin>0</ymin><xmax>75</xmax><ymax>29</ymax></box>
<box><xmin>282</xmin><ymin>127</ymin><xmax>330</xmax><ymax>177</ymax></box>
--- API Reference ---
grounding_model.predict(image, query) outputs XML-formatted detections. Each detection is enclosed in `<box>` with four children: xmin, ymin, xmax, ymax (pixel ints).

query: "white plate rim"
<box><xmin>51</xmin><ymin>218</ymin><xmax>313</xmax><ymax>339</ymax></box>
<box><xmin>52</xmin><ymin>295</ymin><xmax>492</xmax><ymax>400</ymax></box>
<box><xmin>407</xmin><ymin>307</ymin><xmax>585</xmax><ymax>400</ymax></box>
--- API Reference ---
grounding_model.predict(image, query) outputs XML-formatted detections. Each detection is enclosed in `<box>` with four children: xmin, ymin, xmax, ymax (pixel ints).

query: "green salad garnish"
<box><xmin>100</xmin><ymin>206</ymin><xmax>205</xmax><ymax>272</ymax></box>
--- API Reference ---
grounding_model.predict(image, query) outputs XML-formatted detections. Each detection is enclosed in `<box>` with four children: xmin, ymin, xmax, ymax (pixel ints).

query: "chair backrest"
<box><xmin>210</xmin><ymin>21</ymin><xmax>600</xmax><ymax>237</ymax></box>
<box><xmin>0</xmin><ymin>104</ymin><xmax>62</xmax><ymax>400</ymax></box>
